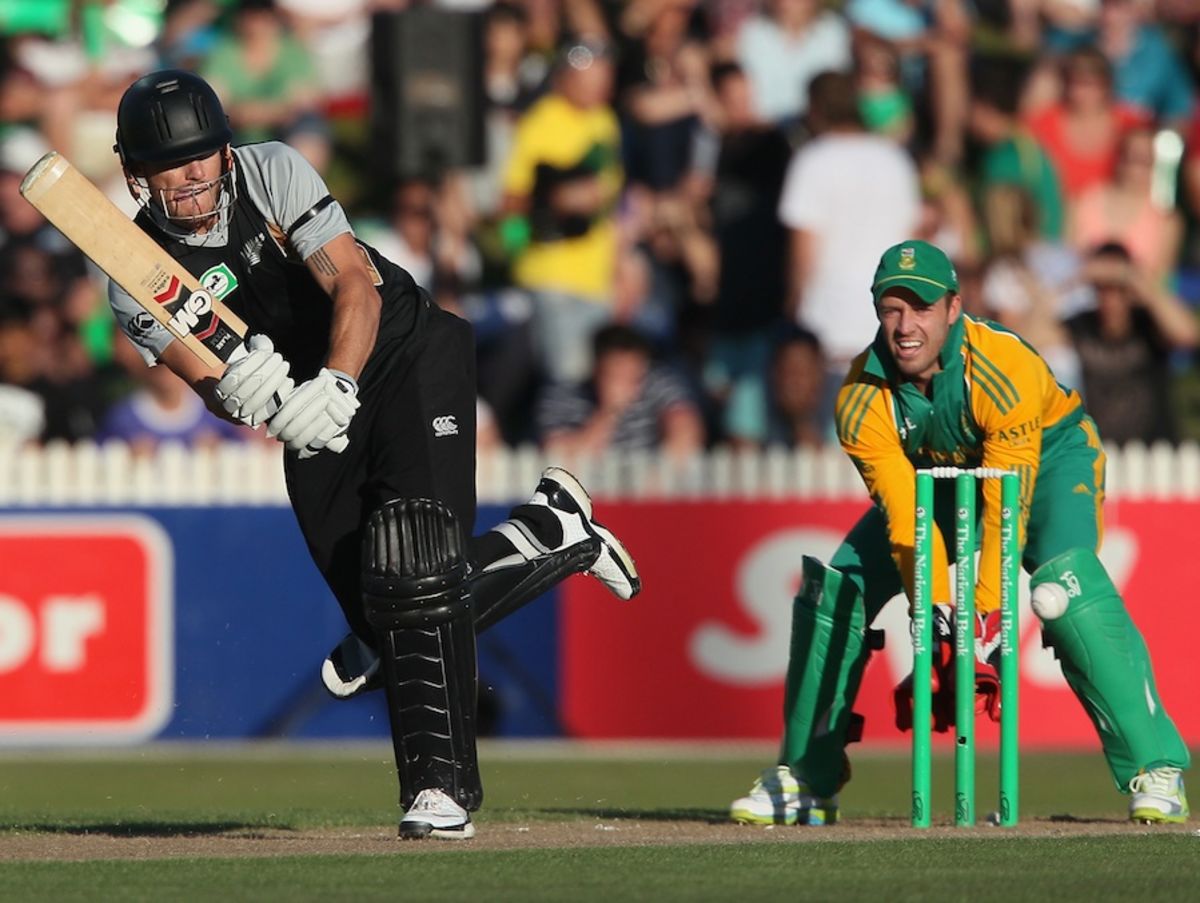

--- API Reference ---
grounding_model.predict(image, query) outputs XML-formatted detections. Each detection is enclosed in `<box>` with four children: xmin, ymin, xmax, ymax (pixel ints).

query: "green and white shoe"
<box><xmin>729</xmin><ymin>765</ymin><xmax>838</xmax><ymax>826</ymax></box>
<box><xmin>1129</xmin><ymin>767</ymin><xmax>1189</xmax><ymax>824</ymax></box>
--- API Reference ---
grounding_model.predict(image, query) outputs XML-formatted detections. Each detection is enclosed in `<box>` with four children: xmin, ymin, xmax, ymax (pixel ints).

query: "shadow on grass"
<box><xmin>533</xmin><ymin>807</ymin><xmax>729</xmax><ymax>824</ymax></box>
<box><xmin>0</xmin><ymin>821</ymin><xmax>290</xmax><ymax>837</ymax></box>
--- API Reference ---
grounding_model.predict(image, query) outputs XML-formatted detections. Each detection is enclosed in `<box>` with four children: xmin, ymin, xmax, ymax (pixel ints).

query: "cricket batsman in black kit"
<box><xmin>107</xmin><ymin>70</ymin><xmax>640</xmax><ymax>840</ymax></box>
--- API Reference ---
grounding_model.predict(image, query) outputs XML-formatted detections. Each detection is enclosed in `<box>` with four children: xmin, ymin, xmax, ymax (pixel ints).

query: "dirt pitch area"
<box><xmin>1</xmin><ymin>817</ymin><xmax>1194</xmax><ymax>862</ymax></box>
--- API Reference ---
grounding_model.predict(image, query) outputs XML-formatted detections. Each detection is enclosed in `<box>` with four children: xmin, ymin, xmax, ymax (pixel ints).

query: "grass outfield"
<box><xmin>0</xmin><ymin>744</ymin><xmax>1196</xmax><ymax>901</ymax></box>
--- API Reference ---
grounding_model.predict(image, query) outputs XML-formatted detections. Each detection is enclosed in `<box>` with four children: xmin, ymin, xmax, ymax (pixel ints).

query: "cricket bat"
<box><xmin>19</xmin><ymin>151</ymin><xmax>246</xmax><ymax>369</ymax></box>
<box><xmin>20</xmin><ymin>151</ymin><xmax>349</xmax><ymax>453</ymax></box>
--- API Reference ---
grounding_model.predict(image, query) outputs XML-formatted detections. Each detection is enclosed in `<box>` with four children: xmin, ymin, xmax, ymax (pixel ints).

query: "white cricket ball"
<box><xmin>1031</xmin><ymin>582</ymin><xmax>1070</xmax><ymax>621</ymax></box>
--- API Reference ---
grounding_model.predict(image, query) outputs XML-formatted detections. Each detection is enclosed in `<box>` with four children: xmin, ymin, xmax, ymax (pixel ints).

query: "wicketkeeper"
<box><xmin>731</xmin><ymin>240</ymin><xmax>1189</xmax><ymax>826</ymax></box>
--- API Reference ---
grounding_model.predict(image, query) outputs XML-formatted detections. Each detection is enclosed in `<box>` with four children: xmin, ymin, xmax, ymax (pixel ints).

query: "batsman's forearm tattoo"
<box><xmin>311</xmin><ymin>249</ymin><xmax>339</xmax><ymax>277</ymax></box>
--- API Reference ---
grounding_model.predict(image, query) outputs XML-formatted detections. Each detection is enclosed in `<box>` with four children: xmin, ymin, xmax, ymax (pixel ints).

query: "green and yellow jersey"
<box><xmin>502</xmin><ymin>94</ymin><xmax>622</xmax><ymax>302</ymax></box>
<box><xmin>836</xmin><ymin>313</ymin><xmax>1087</xmax><ymax>610</ymax></box>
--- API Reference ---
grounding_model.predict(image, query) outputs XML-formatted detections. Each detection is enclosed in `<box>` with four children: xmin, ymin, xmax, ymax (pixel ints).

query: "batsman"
<box><xmin>105</xmin><ymin>70</ymin><xmax>640</xmax><ymax>840</ymax></box>
<box><xmin>731</xmin><ymin>240</ymin><xmax>1189</xmax><ymax>826</ymax></box>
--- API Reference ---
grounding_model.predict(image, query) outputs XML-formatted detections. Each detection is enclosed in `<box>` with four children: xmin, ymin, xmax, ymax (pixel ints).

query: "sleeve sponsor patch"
<box><xmin>994</xmin><ymin>417</ymin><xmax>1041</xmax><ymax>445</ymax></box>
<box><xmin>128</xmin><ymin>312</ymin><xmax>160</xmax><ymax>339</ymax></box>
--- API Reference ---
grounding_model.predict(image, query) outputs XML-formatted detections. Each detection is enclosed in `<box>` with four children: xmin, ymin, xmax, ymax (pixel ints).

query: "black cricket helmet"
<box><xmin>115</xmin><ymin>69</ymin><xmax>233</xmax><ymax>166</ymax></box>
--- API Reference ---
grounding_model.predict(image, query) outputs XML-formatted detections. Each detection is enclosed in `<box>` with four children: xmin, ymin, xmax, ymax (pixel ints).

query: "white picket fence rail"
<box><xmin>1</xmin><ymin>440</ymin><xmax>1200</xmax><ymax>506</ymax></box>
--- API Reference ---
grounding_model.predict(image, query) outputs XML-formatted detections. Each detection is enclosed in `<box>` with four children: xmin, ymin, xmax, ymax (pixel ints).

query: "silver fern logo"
<box><xmin>240</xmin><ymin>233</ymin><xmax>265</xmax><ymax>269</ymax></box>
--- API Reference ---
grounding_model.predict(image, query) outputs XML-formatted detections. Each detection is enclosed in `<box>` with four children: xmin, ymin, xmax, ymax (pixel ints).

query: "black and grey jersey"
<box><xmin>108</xmin><ymin>142</ymin><xmax>427</xmax><ymax>389</ymax></box>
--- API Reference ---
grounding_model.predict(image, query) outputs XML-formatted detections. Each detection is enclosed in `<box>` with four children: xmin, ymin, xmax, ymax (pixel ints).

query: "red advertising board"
<box><xmin>561</xmin><ymin>501</ymin><xmax>1199</xmax><ymax>748</ymax></box>
<box><xmin>0</xmin><ymin>517</ymin><xmax>172</xmax><ymax>742</ymax></box>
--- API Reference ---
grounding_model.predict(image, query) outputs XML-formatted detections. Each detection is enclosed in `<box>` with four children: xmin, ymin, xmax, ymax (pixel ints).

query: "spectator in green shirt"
<box><xmin>200</xmin><ymin>0</ymin><xmax>329</xmax><ymax>170</ymax></box>
<box><xmin>969</xmin><ymin>57</ymin><xmax>1064</xmax><ymax>243</ymax></box>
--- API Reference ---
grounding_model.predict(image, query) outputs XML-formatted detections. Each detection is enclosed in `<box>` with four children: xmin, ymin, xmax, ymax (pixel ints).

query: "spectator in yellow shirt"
<box><xmin>500</xmin><ymin>37</ymin><xmax>623</xmax><ymax>384</ymax></box>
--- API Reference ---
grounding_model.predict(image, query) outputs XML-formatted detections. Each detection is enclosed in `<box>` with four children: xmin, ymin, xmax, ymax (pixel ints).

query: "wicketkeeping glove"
<box><xmin>267</xmin><ymin>367</ymin><xmax>360</xmax><ymax>459</ymax></box>
<box><xmin>213</xmin><ymin>334</ymin><xmax>294</xmax><ymax>428</ymax></box>
<box><xmin>974</xmin><ymin>609</ymin><xmax>1002</xmax><ymax>723</ymax></box>
<box><xmin>894</xmin><ymin>605</ymin><xmax>1005</xmax><ymax>731</ymax></box>
<box><xmin>894</xmin><ymin>603</ymin><xmax>956</xmax><ymax>733</ymax></box>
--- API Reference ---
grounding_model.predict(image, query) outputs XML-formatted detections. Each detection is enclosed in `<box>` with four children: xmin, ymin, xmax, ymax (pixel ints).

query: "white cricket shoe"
<box><xmin>528</xmin><ymin>466</ymin><xmax>641</xmax><ymax>601</ymax></box>
<box><xmin>399</xmin><ymin>788</ymin><xmax>476</xmax><ymax>840</ymax></box>
<box><xmin>729</xmin><ymin>765</ymin><xmax>839</xmax><ymax>826</ymax></box>
<box><xmin>1129</xmin><ymin>767</ymin><xmax>1189</xmax><ymax>824</ymax></box>
<box><xmin>320</xmin><ymin>633</ymin><xmax>381</xmax><ymax>700</ymax></box>
<box><xmin>320</xmin><ymin>467</ymin><xmax>640</xmax><ymax>700</ymax></box>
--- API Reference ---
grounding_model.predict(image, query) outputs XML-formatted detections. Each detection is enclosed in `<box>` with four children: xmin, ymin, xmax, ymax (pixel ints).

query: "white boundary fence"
<box><xmin>3</xmin><ymin>440</ymin><xmax>1200</xmax><ymax>505</ymax></box>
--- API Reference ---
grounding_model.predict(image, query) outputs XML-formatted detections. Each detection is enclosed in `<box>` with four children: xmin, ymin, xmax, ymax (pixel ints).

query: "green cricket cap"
<box><xmin>871</xmin><ymin>240</ymin><xmax>959</xmax><ymax>304</ymax></box>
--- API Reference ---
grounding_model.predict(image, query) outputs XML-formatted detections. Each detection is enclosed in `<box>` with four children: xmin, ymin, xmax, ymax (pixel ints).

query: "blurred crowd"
<box><xmin>4</xmin><ymin>0</ymin><xmax>1200</xmax><ymax>460</ymax></box>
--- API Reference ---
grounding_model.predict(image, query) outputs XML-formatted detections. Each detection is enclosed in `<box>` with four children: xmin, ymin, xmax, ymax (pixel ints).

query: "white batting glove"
<box><xmin>213</xmin><ymin>334</ymin><xmax>294</xmax><ymax>428</ymax></box>
<box><xmin>267</xmin><ymin>367</ymin><xmax>360</xmax><ymax>459</ymax></box>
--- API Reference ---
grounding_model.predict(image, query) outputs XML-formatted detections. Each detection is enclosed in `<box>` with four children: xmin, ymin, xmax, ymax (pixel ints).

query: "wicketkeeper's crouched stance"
<box><xmin>108</xmin><ymin>70</ymin><xmax>640</xmax><ymax>841</ymax></box>
<box><xmin>731</xmin><ymin>241</ymin><xmax>1189</xmax><ymax>826</ymax></box>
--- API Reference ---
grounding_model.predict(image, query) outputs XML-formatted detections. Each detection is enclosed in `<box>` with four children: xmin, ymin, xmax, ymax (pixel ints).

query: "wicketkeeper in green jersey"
<box><xmin>731</xmin><ymin>241</ymin><xmax>1190</xmax><ymax>826</ymax></box>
